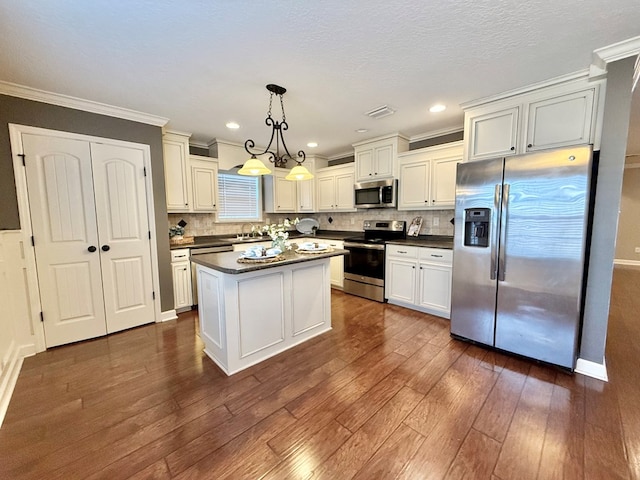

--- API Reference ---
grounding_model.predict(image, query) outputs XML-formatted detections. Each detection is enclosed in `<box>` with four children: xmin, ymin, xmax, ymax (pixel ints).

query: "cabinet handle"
<box><xmin>398</xmin><ymin>250</ymin><xmax>407</xmax><ymax>254</ymax></box>
<box><xmin>527</xmin><ymin>143</ymin><xmax>532</xmax><ymax>148</ymax></box>
<box><xmin>510</xmin><ymin>146</ymin><xmax>515</xmax><ymax>151</ymax></box>
<box><xmin>412</xmin><ymin>266</ymin><xmax>415</xmax><ymax>269</ymax></box>
<box><xmin>88</xmin><ymin>245</ymin><xmax>97</xmax><ymax>253</ymax></box>
<box><xmin>183</xmin><ymin>267</ymin><xmax>187</xmax><ymax>271</ymax></box>
<box><xmin>431</xmin><ymin>254</ymin><xmax>443</xmax><ymax>258</ymax></box>
<box><xmin>101</xmin><ymin>245</ymin><xmax>110</xmax><ymax>252</ymax></box>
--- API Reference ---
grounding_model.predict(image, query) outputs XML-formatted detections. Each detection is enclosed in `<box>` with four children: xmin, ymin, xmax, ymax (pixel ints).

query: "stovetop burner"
<box><xmin>344</xmin><ymin>220</ymin><xmax>406</xmax><ymax>244</ymax></box>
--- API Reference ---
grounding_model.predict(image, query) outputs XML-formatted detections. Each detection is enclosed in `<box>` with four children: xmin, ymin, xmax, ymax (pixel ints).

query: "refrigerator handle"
<box><xmin>498</xmin><ymin>183</ymin><xmax>510</xmax><ymax>281</ymax></box>
<box><xmin>490</xmin><ymin>184</ymin><xmax>501</xmax><ymax>280</ymax></box>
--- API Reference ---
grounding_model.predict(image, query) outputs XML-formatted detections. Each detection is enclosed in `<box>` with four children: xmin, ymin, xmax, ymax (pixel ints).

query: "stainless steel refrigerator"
<box><xmin>450</xmin><ymin>146</ymin><xmax>593</xmax><ymax>369</ymax></box>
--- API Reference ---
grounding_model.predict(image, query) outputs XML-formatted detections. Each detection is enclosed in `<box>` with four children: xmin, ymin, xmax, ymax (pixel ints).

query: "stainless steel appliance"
<box><xmin>450</xmin><ymin>146</ymin><xmax>593</xmax><ymax>370</ymax></box>
<box><xmin>354</xmin><ymin>179</ymin><xmax>397</xmax><ymax>209</ymax></box>
<box><xmin>190</xmin><ymin>245</ymin><xmax>233</xmax><ymax>305</ymax></box>
<box><xmin>344</xmin><ymin>220</ymin><xmax>406</xmax><ymax>302</ymax></box>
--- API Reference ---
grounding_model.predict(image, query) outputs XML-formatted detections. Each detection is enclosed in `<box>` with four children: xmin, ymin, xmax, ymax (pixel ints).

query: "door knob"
<box><xmin>88</xmin><ymin>245</ymin><xmax>97</xmax><ymax>253</ymax></box>
<box><xmin>101</xmin><ymin>245</ymin><xmax>110</xmax><ymax>252</ymax></box>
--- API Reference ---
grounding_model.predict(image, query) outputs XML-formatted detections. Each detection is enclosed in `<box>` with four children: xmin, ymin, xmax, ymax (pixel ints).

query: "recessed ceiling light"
<box><xmin>226</xmin><ymin>122</ymin><xmax>240</xmax><ymax>129</ymax></box>
<box><xmin>355</xmin><ymin>128</ymin><xmax>369</xmax><ymax>133</ymax></box>
<box><xmin>429</xmin><ymin>104</ymin><xmax>446</xmax><ymax>113</ymax></box>
<box><xmin>307</xmin><ymin>142</ymin><xmax>318</xmax><ymax>148</ymax></box>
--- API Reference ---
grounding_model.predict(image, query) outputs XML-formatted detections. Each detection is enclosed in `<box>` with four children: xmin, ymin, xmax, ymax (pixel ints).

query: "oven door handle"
<box><xmin>344</xmin><ymin>242</ymin><xmax>385</xmax><ymax>251</ymax></box>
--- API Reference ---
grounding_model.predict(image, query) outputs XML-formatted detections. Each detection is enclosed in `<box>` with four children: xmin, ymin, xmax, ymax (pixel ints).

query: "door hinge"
<box><xmin>40</xmin><ymin>311</ymin><xmax>44</xmax><ymax>322</ymax></box>
<box><xmin>143</xmin><ymin>166</ymin><xmax>147</xmax><ymax>177</ymax></box>
<box><xmin>18</xmin><ymin>153</ymin><xmax>26</xmax><ymax>166</ymax></box>
<box><xmin>152</xmin><ymin>291</ymin><xmax>156</xmax><ymax>300</ymax></box>
<box><xmin>31</xmin><ymin>236</ymin><xmax>35</xmax><ymax>247</ymax></box>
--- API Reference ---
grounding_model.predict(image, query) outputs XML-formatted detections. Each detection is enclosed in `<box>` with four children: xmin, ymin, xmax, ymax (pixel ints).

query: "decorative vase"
<box><xmin>272</xmin><ymin>238</ymin><xmax>286</xmax><ymax>252</ymax></box>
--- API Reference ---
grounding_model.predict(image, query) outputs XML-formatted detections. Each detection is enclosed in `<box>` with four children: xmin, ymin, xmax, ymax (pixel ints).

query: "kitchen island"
<box><xmin>191</xmin><ymin>248</ymin><xmax>348</xmax><ymax>375</ymax></box>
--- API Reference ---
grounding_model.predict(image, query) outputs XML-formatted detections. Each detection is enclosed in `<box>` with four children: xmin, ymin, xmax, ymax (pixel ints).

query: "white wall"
<box><xmin>0</xmin><ymin>231</ymin><xmax>35</xmax><ymax>427</ymax></box>
<box><xmin>615</xmin><ymin>165</ymin><xmax>640</xmax><ymax>263</ymax></box>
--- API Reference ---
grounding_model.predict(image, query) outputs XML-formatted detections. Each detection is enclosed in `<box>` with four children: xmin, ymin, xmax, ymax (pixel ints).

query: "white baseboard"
<box><xmin>575</xmin><ymin>357</ymin><xmax>608</xmax><ymax>381</ymax></box>
<box><xmin>0</xmin><ymin>342</ymin><xmax>25</xmax><ymax>428</ymax></box>
<box><xmin>160</xmin><ymin>309</ymin><xmax>178</xmax><ymax>322</ymax></box>
<box><xmin>614</xmin><ymin>258</ymin><xmax>640</xmax><ymax>266</ymax></box>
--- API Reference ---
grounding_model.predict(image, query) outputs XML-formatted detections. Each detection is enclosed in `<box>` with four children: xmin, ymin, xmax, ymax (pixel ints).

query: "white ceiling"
<box><xmin>0</xmin><ymin>0</ymin><xmax>639</xmax><ymax>158</ymax></box>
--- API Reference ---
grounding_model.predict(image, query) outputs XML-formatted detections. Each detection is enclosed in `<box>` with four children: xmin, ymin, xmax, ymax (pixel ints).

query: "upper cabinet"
<box><xmin>316</xmin><ymin>163</ymin><xmax>356</xmax><ymax>212</ymax></box>
<box><xmin>163</xmin><ymin>131</ymin><xmax>191</xmax><ymax>212</ymax></box>
<box><xmin>353</xmin><ymin>134</ymin><xmax>409</xmax><ymax>182</ymax></box>
<box><xmin>463</xmin><ymin>74</ymin><xmax>605</xmax><ymax>162</ymax></box>
<box><xmin>163</xmin><ymin>131</ymin><xmax>219</xmax><ymax>213</ymax></box>
<box><xmin>398</xmin><ymin>141</ymin><xmax>463</xmax><ymax>210</ymax></box>
<box><xmin>263</xmin><ymin>156</ymin><xmax>328</xmax><ymax>213</ymax></box>
<box><xmin>190</xmin><ymin>155</ymin><xmax>218</xmax><ymax>212</ymax></box>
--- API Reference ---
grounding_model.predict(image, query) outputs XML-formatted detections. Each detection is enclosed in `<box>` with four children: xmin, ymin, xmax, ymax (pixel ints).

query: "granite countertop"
<box><xmin>191</xmin><ymin>248</ymin><xmax>349</xmax><ymax>274</ymax></box>
<box><xmin>386</xmin><ymin>235</ymin><xmax>454</xmax><ymax>250</ymax></box>
<box><xmin>170</xmin><ymin>229</ymin><xmax>360</xmax><ymax>250</ymax></box>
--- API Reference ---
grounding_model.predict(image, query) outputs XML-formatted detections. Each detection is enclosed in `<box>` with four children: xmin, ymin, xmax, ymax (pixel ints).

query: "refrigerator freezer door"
<box><xmin>450</xmin><ymin>157</ymin><xmax>504</xmax><ymax>346</ymax></box>
<box><xmin>494</xmin><ymin>146</ymin><xmax>591</xmax><ymax>368</ymax></box>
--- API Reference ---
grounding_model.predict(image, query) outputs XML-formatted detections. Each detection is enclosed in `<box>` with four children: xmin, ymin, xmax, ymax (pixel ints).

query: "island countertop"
<box><xmin>191</xmin><ymin>248</ymin><xmax>348</xmax><ymax>274</ymax></box>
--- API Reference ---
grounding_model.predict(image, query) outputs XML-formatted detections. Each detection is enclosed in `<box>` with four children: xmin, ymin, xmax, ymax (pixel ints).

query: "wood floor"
<box><xmin>1</xmin><ymin>266</ymin><xmax>639</xmax><ymax>479</ymax></box>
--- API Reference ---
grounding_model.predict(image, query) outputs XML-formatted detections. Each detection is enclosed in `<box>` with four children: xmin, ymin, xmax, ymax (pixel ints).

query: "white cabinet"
<box><xmin>385</xmin><ymin>244</ymin><xmax>452</xmax><ymax>318</ymax></box>
<box><xmin>163</xmin><ymin>130</ymin><xmax>220</xmax><ymax>213</ymax></box>
<box><xmin>463</xmin><ymin>75</ymin><xmax>604</xmax><ymax>162</ymax></box>
<box><xmin>163</xmin><ymin>131</ymin><xmax>191</xmax><ymax>212</ymax></box>
<box><xmin>353</xmin><ymin>134</ymin><xmax>409</xmax><ymax>182</ymax></box>
<box><xmin>190</xmin><ymin>156</ymin><xmax>218</xmax><ymax>212</ymax></box>
<box><xmin>171</xmin><ymin>249</ymin><xmax>192</xmax><ymax>312</ymax></box>
<box><xmin>263</xmin><ymin>156</ymin><xmax>327</xmax><ymax>213</ymax></box>
<box><xmin>398</xmin><ymin>141</ymin><xmax>463</xmax><ymax>210</ymax></box>
<box><xmin>316</xmin><ymin>164</ymin><xmax>356</xmax><ymax>212</ymax></box>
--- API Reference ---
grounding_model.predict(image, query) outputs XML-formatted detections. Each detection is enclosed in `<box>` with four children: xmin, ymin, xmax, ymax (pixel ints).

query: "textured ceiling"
<box><xmin>0</xmin><ymin>0</ymin><xmax>639</xmax><ymax>158</ymax></box>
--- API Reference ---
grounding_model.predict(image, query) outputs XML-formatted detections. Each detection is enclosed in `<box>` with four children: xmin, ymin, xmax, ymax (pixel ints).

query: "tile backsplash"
<box><xmin>169</xmin><ymin>209</ymin><xmax>454</xmax><ymax>238</ymax></box>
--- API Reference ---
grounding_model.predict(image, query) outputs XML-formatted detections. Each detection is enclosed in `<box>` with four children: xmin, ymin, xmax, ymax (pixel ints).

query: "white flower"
<box><xmin>262</xmin><ymin>218</ymin><xmax>299</xmax><ymax>248</ymax></box>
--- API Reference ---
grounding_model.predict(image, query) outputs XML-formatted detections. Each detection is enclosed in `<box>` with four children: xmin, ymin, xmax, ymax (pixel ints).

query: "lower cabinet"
<box><xmin>171</xmin><ymin>249</ymin><xmax>192</xmax><ymax>312</ymax></box>
<box><xmin>385</xmin><ymin>244</ymin><xmax>452</xmax><ymax>318</ymax></box>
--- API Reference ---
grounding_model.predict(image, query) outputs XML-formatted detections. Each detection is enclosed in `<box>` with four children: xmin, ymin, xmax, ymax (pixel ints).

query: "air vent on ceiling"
<box><xmin>365</xmin><ymin>105</ymin><xmax>395</xmax><ymax>119</ymax></box>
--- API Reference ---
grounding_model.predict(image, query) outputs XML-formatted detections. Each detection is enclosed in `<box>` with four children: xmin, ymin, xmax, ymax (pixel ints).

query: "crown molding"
<box><xmin>0</xmin><ymin>80</ymin><xmax>169</xmax><ymax>127</ymax></box>
<box><xmin>328</xmin><ymin>150</ymin><xmax>355</xmax><ymax>161</ymax></box>
<box><xmin>189</xmin><ymin>140</ymin><xmax>209</xmax><ymax>149</ymax></box>
<box><xmin>590</xmin><ymin>36</ymin><xmax>640</xmax><ymax>82</ymax></box>
<box><xmin>409</xmin><ymin>126</ymin><xmax>464</xmax><ymax>143</ymax></box>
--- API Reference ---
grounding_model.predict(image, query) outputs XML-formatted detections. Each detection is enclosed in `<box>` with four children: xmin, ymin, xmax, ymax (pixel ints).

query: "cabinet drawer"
<box><xmin>419</xmin><ymin>248</ymin><xmax>452</xmax><ymax>264</ymax></box>
<box><xmin>386</xmin><ymin>244</ymin><xmax>418</xmax><ymax>259</ymax></box>
<box><xmin>171</xmin><ymin>248</ymin><xmax>190</xmax><ymax>262</ymax></box>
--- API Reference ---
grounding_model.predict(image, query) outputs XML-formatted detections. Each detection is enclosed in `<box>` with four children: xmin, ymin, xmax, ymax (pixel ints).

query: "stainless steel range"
<box><xmin>343</xmin><ymin>220</ymin><xmax>406</xmax><ymax>302</ymax></box>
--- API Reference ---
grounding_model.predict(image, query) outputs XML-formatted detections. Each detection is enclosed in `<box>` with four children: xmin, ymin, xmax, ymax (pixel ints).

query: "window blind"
<box><xmin>217</xmin><ymin>173</ymin><xmax>261</xmax><ymax>221</ymax></box>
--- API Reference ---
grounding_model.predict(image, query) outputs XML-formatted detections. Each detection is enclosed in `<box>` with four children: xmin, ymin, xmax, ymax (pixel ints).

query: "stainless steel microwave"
<box><xmin>354</xmin><ymin>179</ymin><xmax>397</xmax><ymax>208</ymax></box>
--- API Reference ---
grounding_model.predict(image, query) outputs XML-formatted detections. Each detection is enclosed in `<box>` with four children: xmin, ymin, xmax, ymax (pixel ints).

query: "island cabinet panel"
<box><xmin>195</xmin><ymin>254</ymin><xmax>334</xmax><ymax>375</ymax></box>
<box><xmin>238</xmin><ymin>273</ymin><xmax>285</xmax><ymax>357</ymax></box>
<box><xmin>292</xmin><ymin>264</ymin><xmax>327</xmax><ymax>335</ymax></box>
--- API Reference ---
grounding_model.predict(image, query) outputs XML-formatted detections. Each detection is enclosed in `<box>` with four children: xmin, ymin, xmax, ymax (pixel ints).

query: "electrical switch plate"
<box><xmin>350</xmin><ymin>217</ymin><xmax>355</xmax><ymax>225</ymax></box>
<box><xmin>433</xmin><ymin>217</ymin><xmax>439</xmax><ymax>226</ymax></box>
<box><xmin>635</xmin><ymin>247</ymin><xmax>640</xmax><ymax>253</ymax></box>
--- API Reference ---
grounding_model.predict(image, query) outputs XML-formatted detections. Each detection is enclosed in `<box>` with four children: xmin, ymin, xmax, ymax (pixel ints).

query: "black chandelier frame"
<box><xmin>244</xmin><ymin>84</ymin><xmax>306</xmax><ymax>169</ymax></box>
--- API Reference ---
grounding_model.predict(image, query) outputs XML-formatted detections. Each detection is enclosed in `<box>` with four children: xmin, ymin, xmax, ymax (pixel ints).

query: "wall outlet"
<box><xmin>433</xmin><ymin>217</ymin><xmax>439</xmax><ymax>227</ymax></box>
<box><xmin>635</xmin><ymin>247</ymin><xmax>640</xmax><ymax>253</ymax></box>
<box><xmin>350</xmin><ymin>217</ymin><xmax>355</xmax><ymax>225</ymax></box>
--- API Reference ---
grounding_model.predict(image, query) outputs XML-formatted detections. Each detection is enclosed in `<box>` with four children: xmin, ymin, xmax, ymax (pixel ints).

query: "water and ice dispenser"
<box><xmin>464</xmin><ymin>209</ymin><xmax>490</xmax><ymax>247</ymax></box>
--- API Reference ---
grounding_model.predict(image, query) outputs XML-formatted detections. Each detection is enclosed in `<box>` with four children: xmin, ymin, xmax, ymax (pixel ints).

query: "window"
<box><xmin>217</xmin><ymin>172</ymin><xmax>262</xmax><ymax>222</ymax></box>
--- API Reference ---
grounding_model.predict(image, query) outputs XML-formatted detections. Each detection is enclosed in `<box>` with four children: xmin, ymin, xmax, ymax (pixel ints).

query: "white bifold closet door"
<box><xmin>23</xmin><ymin>134</ymin><xmax>154</xmax><ymax>347</ymax></box>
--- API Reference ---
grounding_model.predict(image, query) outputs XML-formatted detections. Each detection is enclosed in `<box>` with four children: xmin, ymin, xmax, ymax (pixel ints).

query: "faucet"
<box><xmin>240</xmin><ymin>223</ymin><xmax>251</xmax><ymax>239</ymax></box>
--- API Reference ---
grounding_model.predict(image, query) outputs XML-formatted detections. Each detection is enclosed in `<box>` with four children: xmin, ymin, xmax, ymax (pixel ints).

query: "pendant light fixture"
<box><xmin>240</xmin><ymin>84</ymin><xmax>313</xmax><ymax>181</ymax></box>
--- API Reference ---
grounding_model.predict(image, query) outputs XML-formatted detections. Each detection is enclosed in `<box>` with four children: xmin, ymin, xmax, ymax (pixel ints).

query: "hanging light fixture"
<box><xmin>240</xmin><ymin>84</ymin><xmax>313</xmax><ymax>181</ymax></box>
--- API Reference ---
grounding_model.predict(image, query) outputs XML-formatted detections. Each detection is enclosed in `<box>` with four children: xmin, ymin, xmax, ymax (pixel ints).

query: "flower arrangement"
<box><xmin>169</xmin><ymin>225</ymin><xmax>185</xmax><ymax>238</ymax></box>
<box><xmin>262</xmin><ymin>218</ymin><xmax>299</xmax><ymax>250</ymax></box>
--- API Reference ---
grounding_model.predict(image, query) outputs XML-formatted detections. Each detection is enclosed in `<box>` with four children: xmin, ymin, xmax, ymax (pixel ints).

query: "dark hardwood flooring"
<box><xmin>1</xmin><ymin>266</ymin><xmax>639</xmax><ymax>479</ymax></box>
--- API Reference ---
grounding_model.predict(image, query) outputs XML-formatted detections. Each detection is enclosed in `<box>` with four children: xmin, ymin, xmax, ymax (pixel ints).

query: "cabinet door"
<box><xmin>191</xmin><ymin>160</ymin><xmax>218</xmax><ymax>211</ymax></box>
<box><xmin>297</xmin><ymin>178</ymin><xmax>315</xmax><ymax>212</ymax></box>
<box><xmin>385</xmin><ymin>259</ymin><xmax>416</xmax><ymax>303</ymax></box>
<box><xmin>163</xmin><ymin>135</ymin><xmax>191</xmax><ymax>212</ymax></box>
<box><xmin>334</xmin><ymin>172</ymin><xmax>355</xmax><ymax>211</ymax></box>
<box><xmin>172</xmin><ymin>261</ymin><xmax>192</xmax><ymax>310</ymax></box>
<box><xmin>467</xmin><ymin>106</ymin><xmax>519</xmax><ymax>161</ymax></box>
<box><xmin>417</xmin><ymin>262</ymin><xmax>451</xmax><ymax>317</ymax></box>
<box><xmin>398</xmin><ymin>160</ymin><xmax>430</xmax><ymax>210</ymax></box>
<box><xmin>431</xmin><ymin>157</ymin><xmax>461</xmax><ymax>207</ymax></box>
<box><xmin>274</xmin><ymin>175</ymin><xmax>297</xmax><ymax>211</ymax></box>
<box><xmin>525</xmin><ymin>89</ymin><xmax>595</xmax><ymax>152</ymax></box>
<box><xmin>316</xmin><ymin>175</ymin><xmax>335</xmax><ymax>211</ymax></box>
<box><xmin>374</xmin><ymin>144</ymin><xmax>394</xmax><ymax>178</ymax></box>
<box><xmin>356</xmin><ymin>148</ymin><xmax>374</xmax><ymax>181</ymax></box>
<box><xmin>324</xmin><ymin>240</ymin><xmax>344</xmax><ymax>288</ymax></box>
